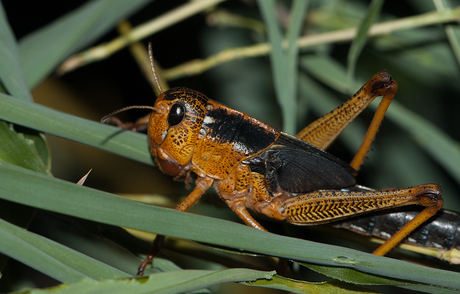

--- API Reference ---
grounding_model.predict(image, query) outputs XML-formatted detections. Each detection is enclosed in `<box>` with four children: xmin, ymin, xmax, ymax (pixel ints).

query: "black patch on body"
<box><xmin>245</xmin><ymin>133</ymin><xmax>356</xmax><ymax>194</ymax></box>
<box><xmin>203</xmin><ymin>107</ymin><xmax>278</xmax><ymax>156</ymax></box>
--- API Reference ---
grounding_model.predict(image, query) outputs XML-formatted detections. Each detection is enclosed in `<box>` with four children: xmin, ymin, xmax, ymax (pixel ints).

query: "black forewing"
<box><xmin>245</xmin><ymin>133</ymin><xmax>356</xmax><ymax>193</ymax></box>
<box><xmin>203</xmin><ymin>106</ymin><xmax>278</xmax><ymax>155</ymax></box>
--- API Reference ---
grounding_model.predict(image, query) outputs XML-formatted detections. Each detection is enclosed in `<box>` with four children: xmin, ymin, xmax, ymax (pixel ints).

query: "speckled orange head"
<box><xmin>148</xmin><ymin>87</ymin><xmax>208</xmax><ymax>176</ymax></box>
<box><xmin>102</xmin><ymin>44</ymin><xmax>210</xmax><ymax>177</ymax></box>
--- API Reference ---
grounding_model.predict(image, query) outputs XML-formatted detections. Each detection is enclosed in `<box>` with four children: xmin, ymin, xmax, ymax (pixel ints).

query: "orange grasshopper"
<box><xmin>103</xmin><ymin>44</ymin><xmax>443</xmax><ymax>275</ymax></box>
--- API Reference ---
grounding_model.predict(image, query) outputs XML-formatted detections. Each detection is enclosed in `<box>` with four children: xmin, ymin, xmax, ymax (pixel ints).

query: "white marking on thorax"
<box><xmin>203</xmin><ymin>115</ymin><xmax>215</xmax><ymax>125</ymax></box>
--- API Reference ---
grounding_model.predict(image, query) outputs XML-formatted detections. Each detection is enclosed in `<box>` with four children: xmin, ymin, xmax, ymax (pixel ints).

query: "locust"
<box><xmin>103</xmin><ymin>44</ymin><xmax>443</xmax><ymax>275</ymax></box>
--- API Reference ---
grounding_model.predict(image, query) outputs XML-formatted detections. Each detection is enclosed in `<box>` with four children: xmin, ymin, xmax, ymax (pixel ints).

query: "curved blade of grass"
<box><xmin>303</xmin><ymin>263</ymin><xmax>412</xmax><ymax>286</ymax></box>
<box><xmin>246</xmin><ymin>275</ymin><xmax>377</xmax><ymax>294</ymax></box>
<box><xmin>18</xmin><ymin>0</ymin><xmax>152</xmax><ymax>90</ymax></box>
<box><xmin>257</xmin><ymin>0</ymin><xmax>290</xmax><ymax>132</ymax></box>
<box><xmin>0</xmin><ymin>218</ymin><xmax>130</xmax><ymax>282</ymax></box>
<box><xmin>346</xmin><ymin>0</ymin><xmax>384</xmax><ymax>90</ymax></box>
<box><xmin>0</xmin><ymin>162</ymin><xmax>459</xmax><ymax>290</ymax></box>
<box><xmin>302</xmin><ymin>263</ymin><xmax>459</xmax><ymax>294</ymax></box>
<box><xmin>12</xmin><ymin>269</ymin><xmax>274</xmax><ymax>294</ymax></box>
<box><xmin>0</xmin><ymin>93</ymin><xmax>153</xmax><ymax>166</ymax></box>
<box><xmin>0</xmin><ymin>3</ymin><xmax>32</xmax><ymax>101</ymax></box>
<box><xmin>257</xmin><ymin>0</ymin><xmax>307</xmax><ymax>134</ymax></box>
<box><xmin>285</xmin><ymin>0</ymin><xmax>309</xmax><ymax>133</ymax></box>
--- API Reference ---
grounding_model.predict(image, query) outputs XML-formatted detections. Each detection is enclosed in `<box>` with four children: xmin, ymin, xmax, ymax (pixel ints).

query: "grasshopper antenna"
<box><xmin>148</xmin><ymin>42</ymin><xmax>164</xmax><ymax>94</ymax></box>
<box><xmin>101</xmin><ymin>43</ymin><xmax>163</xmax><ymax>130</ymax></box>
<box><xmin>101</xmin><ymin>105</ymin><xmax>159</xmax><ymax>124</ymax></box>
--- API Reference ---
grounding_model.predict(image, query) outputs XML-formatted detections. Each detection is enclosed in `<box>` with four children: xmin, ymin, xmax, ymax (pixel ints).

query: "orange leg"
<box><xmin>349</xmin><ymin>79</ymin><xmax>397</xmax><ymax>171</ymax></box>
<box><xmin>225</xmin><ymin>199</ymin><xmax>268</xmax><ymax>231</ymax></box>
<box><xmin>281</xmin><ymin>184</ymin><xmax>441</xmax><ymax>224</ymax></box>
<box><xmin>137</xmin><ymin>177</ymin><xmax>213</xmax><ymax>275</ymax></box>
<box><xmin>281</xmin><ymin>184</ymin><xmax>443</xmax><ymax>257</ymax></box>
<box><xmin>294</xmin><ymin>71</ymin><xmax>445</xmax><ymax>255</ymax></box>
<box><xmin>372</xmin><ymin>190</ymin><xmax>443</xmax><ymax>256</ymax></box>
<box><xmin>296</xmin><ymin>70</ymin><xmax>397</xmax><ymax>172</ymax></box>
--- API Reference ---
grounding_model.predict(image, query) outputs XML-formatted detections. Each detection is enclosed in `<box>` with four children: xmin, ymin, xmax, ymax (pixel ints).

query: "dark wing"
<box><xmin>245</xmin><ymin>133</ymin><xmax>356</xmax><ymax>193</ymax></box>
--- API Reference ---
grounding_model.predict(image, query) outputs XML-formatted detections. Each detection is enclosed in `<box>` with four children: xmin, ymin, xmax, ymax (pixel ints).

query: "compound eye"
<box><xmin>168</xmin><ymin>103</ymin><xmax>185</xmax><ymax>126</ymax></box>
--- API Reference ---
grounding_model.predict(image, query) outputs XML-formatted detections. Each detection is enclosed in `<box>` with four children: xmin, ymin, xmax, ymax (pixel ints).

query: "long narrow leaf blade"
<box><xmin>0</xmin><ymin>93</ymin><xmax>153</xmax><ymax>165</ymax></box>
<box><xmin>0</xmin><ymin>3</ymin><xmax>32</xmax><ymax>101</ymax></box>
<box><xmin>257</xmin><ymin>0</ymin><xmax>296</xmax><ymax>133</ymax></box>
<box><xmin>0</xmin><ymin>218</ymin><xmax>130</xmax><ymax>282</ymax></box>
<box><xmin>286</xmin><ymin>0</ymin><xmax>308</xmax><ymax>130</ymax></box>
<box><xmin>12</xmin><ymin>269</ymin><xmax>275</xmax><ymax>294</ymax></box>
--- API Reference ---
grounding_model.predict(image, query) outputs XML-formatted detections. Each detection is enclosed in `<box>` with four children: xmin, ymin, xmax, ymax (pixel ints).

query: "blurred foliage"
<box><xmin>1</xmin><ymin>0</ymin><xmax>460</xmax><ymax>293</ymax></box>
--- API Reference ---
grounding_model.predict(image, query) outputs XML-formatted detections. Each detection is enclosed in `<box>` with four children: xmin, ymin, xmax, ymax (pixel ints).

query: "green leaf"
<box><xmin>0</xmin><ymin>3</ymin><xmax>32</xmax><ymax>101</ymax></box>
<box><xmin>9</xmin><ymin>269</ymin><xmax>274</xmax><ymax>294</ymax></box>
<box><xmin>302</xmin><ymin>263</ymin><xmax>460</xmax><ymax>294</ymax></box>
<box><xmin>0</xmin><ymin>122</ymin><xmax>50</xmax><ymax>175</ymax></box>
<box><xmin>23</xmin><ymin>131</ymin><xmax>52</xmax><ymax>171</ymax></box>
<box><xmin>286</xmin><ymin>0</ymin><xmax>309</xmax><ymax>131</ymax></box>
<box><xmin>18</xmin><ymin>0</ymin><xmax>152</xmax><ymax>90</ymax></box>
<box><xmin>303</xmin><ymin>263</ymin><xmax>410</xmax><ymax>285</ymax></box>
<box><xmin>245</xmin><ymin>274</ymin><xmax>378</xmax><ymax>294</ymax></box>
<box><xmin>0</xmin><ymin>93</ymin><xmax>153</xmax><ymax>166</ymax></box>
<box><xmin>0</xmin><ymin>217</ymin><xmax>130</xmax><ymax>282</ymax></box>
<box><xmin>257</xmin><ymin>0</ymin><xmax>308</xmax><ymax>134</ymax></box>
